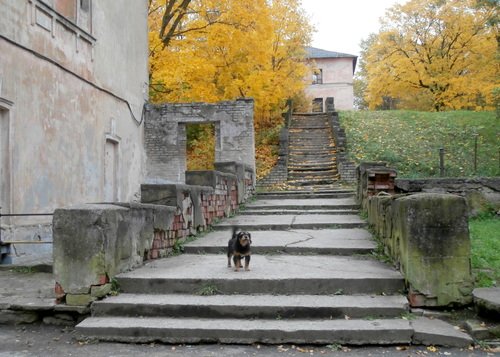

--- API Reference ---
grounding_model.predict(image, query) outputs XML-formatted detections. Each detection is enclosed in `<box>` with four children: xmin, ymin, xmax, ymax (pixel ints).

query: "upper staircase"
<box><xmin>287</xmin><ymin>113</ymin><xmax>339</xmax><ymax>188</ymax></box>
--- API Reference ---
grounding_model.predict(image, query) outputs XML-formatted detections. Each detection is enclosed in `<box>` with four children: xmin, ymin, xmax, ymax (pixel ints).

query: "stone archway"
<box><xmin>144</xmin><ymin>99</ymin><xmax>255</xmax><ymax>183</ymax></box>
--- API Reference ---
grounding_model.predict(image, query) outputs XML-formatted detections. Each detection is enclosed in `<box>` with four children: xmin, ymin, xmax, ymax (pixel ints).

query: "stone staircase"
<box><xmin>288</xmin><ymin>113</ymin><xmax>339</xmax><ymax>188</ymax></box>
<box><xmin>76</xmin><ymin>188</ymin><xmax>472</xmax><ymax>346</ymax></box>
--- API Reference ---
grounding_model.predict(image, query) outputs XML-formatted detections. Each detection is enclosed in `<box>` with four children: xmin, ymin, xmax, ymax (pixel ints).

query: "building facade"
<box><xmin>305</xmin><ymin>46</ymin><xmax>357</xmax><ymax>111</ymax></box>
<box><xmin>0</xmin><ymin>0</ymin><xmax>149</xmax><ymax>251</ymax></box>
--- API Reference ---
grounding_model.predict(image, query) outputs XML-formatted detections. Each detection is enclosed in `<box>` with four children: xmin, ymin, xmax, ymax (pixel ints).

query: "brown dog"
<box><xmin>227</xmin><ymin>227</ymin><xmax>252</xmax><ymax>271</ymax></box>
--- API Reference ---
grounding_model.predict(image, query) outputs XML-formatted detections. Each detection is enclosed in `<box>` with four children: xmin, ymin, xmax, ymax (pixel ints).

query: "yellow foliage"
<box><xmin>148</xmin><ymin>0</ymin><xmax>312</xmax><ymax>126</ymax></box>
<box><xmin>365</xmin><ymin>0</ymin><xmax>498</xmax><ymax>111</ymax></box>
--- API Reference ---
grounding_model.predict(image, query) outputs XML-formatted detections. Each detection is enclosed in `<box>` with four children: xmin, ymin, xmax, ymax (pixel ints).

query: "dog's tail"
<box><xmin>232</xmin><ymin>226</ymin><xmax>238</xmax><ymax>238</ymax></box>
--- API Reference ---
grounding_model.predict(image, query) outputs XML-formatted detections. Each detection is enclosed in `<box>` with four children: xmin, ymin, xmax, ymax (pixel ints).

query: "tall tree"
<box><xmin>148</xmin><ymin>0</ymin><xmax>312</xmax><ymax>127</ymax></box>
<box><xmin>365</xmin><ymin>0</ymin><xmax>498</xmax><ymax>111</ymax></box>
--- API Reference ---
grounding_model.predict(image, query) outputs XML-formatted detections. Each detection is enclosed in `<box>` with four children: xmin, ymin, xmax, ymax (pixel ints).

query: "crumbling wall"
<box><xmin>144</xmin><ymin>99</ymin><xmax>256</xmax><ymax>183</ymax></box>
<box><xmin>367</xmin><ymin>193</ymin><xmax>473</xmax><ymax>307</ymax></box>
<box><xmin>357</xmin><ymin>163</ymin><xmax>475</xmax><ymax>307</ymax></box>
<box><xmin>53</xmin><ymin>168</ymin><xmax>250</xmax><ymax>306</ymax></box>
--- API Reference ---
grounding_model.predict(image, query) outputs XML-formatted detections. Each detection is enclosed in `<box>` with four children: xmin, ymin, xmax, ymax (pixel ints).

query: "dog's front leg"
<box><xmin>233</xmin><ymin>255</ymin><xmax>240</xmax><ymax>272</ymax></box>
<box><xmin>244</xmin><ymin>255</ymin><xmax>251</xmax><ymax>271</ymax></box>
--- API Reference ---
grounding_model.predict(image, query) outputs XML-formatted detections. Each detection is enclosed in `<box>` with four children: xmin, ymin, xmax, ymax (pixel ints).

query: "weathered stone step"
<box><xmin>214</xmin><ymin>214</ymin><xmax>365</xmax><ymax>230</ymax></box>
<box><xmin>252</xmin><ymin>195</ymin><xmax>359</xmax><ymax>203</ymax></box>
<box><xmin>77</xmin><ymin>316</ymin><xmax>473</xmax><ymax>346</ymax></box>
<box><xmin>288</xmin><ymin>171</ymin><xmax>337</xmax><ymax>179</ymax></box>
<box><xmin>184</xmin><ymin>228</ymin><xmax>373</xmax><ymax>255</ymax></box>
<box><xmin>288</xmin><ymin>178</ymin><xmax>340</xmax><ymax>186</ymax></box>
<box><xmin>288</xmin><ymin>163</ymin><xmax>337</xmax><ymax>170</ymax></box>
<box><xmin>115</xmin><ymin>255</ymin><xmax>404</xmax><ymax>295</ymax></box>
<box><xmin>91</xmin><ymin>294</ymin><xmax>408</xmax><ymax>319</ymax></box>
<box><xmin>77</xmin><ymin>317</ymin><xmax>415</xmax><ymax>345</ymax></box>
<box><xmin>240</xmin><ymin>209</ymin><xmax>356</xmax><ymax>215</ymax></box>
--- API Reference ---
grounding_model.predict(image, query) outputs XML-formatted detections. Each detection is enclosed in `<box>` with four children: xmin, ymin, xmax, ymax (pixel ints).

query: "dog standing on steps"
<box><xmin>227</xmin><ymin>227</ymin><xmax>252</xmax><ymax>272</ymax></box>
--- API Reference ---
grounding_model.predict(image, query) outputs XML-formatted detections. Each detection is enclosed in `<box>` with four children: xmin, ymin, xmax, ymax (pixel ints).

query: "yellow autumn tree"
<box><xmin>148</xmin><ymin>0</ymin><xmax>312</xmax><ymax>174</ymax></box>
<box><xmin>149</xmin><ymin>0</ymin><xmax>311</xmax><ymax>118</ymax></box>
<box><xmin>365</xmin><ymin>0</ymin><xmax>498</xmax><ymax>111</ymax></box>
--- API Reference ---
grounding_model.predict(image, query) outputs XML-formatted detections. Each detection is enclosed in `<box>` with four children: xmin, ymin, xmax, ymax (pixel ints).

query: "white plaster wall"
<box><xmin>305</xmin><ymin>57</ymin><xmax>355</xmax><ymax>110</ymax></box>
<box><xmin>0</xmin><ymin>0</ymin><xmax>148</xmax><ymax>233</ymax></box>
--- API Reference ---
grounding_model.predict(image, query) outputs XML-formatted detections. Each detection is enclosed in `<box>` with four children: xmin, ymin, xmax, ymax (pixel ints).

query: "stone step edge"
<box><xmin>91</xmin><ymin>293</ymin><xmax>409</xmax><ymax>319</ymax></box>
<box><xmin>76</xmin><ymin>316</ymin><xmax>473</xmax><ymax>347</ymax></box>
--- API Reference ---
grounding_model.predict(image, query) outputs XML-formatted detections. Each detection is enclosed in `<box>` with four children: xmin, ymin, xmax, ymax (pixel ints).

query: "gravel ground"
<box><xmin>0</xmin><ymin>323</ymin><xmax>497</xmax><ymax>357</ymax></box>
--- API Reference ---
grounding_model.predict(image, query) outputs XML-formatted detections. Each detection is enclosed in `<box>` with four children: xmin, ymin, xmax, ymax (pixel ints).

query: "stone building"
<box><xmin>0</xmin><ymin>0</ymin><xmax>149</xmax><ymax>253</ymax></box>
<box><xmin>305</xmin><ymin>46</ymin><xmax>357</xmax><ymax>111</ymax></box>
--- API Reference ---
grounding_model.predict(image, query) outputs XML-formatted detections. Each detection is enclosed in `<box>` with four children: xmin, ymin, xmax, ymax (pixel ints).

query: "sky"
<box><xmin>301</xmin><ymin>0</ymin><xmax>407</xmax><ymax>57</ymax></box>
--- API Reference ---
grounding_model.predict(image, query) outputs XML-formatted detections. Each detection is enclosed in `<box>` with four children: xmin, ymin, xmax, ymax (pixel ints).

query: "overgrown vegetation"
<box><xmin>469</xmin><ymin>211</ymin><xmax>500</xmax><ymax>288</ymax></box>
<box><xmin>339</xmin><ymin>110</ymin><xmax>499</xmax><ymax>178</ymax></box>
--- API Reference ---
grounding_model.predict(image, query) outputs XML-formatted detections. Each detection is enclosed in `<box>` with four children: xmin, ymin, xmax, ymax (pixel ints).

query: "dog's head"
<box><xmin>237</xmin><ymin>231</ymin><xmax>252</xmax><ymax>247</ymax></box>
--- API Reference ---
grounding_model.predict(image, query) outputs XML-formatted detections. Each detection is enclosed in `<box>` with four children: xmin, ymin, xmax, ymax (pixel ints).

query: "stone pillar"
<box><xmin>325</xmin><ymin>97</ymin><xmax>335</xmax><ymax>112</ymax></box>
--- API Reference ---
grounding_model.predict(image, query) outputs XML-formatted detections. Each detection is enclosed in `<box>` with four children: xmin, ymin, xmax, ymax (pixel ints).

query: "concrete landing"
<box><xmin>116</xmin><ymin>254</ymin><xmax>404</xmax><ymax>295</ymax></box>
<box><xmin>214</xmin><ymin>214</ymin><xmax>366</xmax><ymax>230</ymax></box>
<box><xmin>184</xmin><ymin>228</ymin><xmax>376</xmax><ymax>255</ymax></box>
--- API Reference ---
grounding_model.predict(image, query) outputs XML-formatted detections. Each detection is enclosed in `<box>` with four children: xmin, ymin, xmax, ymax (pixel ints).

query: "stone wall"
<box><xmin>53</xmin><ymin>168</ymin><xmax>251</xmax><ymax>306</ymax></box>
<box><xmin>328</xmin><ymin>112</ymin><xmax>357</xmax><ymax>184</ymax></box>
<box><xmin>396</xmin><ymin>177</ymin><xmax>500</xmax><ymax>216</ymax></box>
<box><xmin>357</xmin><ymin>163</ymin><xmax>477</xmax><ymax>307</ymax></box>
<box><xmin>145</xmin><ymin>99</ymin><xmax>256</xmax><ymax>183</ymax></box>
<box><xmin>367</xmin><ymin>193</ymin><xmax>473</xmax><ymax>307</ymax></box>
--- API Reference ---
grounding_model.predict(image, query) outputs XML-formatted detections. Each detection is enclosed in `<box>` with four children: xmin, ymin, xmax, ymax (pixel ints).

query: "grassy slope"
<box><xmin>469</xmin><ymin>214</ymin><xmax>500</xmax><ymax>287</ymax></box>
<box><xmin>339</xmin><ymin>110</ymin><xmax>499</xmax><ymax>287</ymax></box>
<box><xmin>339</xmin><ymin>110</ymin><xmax>499</xmax><ymax>178</ymax></box>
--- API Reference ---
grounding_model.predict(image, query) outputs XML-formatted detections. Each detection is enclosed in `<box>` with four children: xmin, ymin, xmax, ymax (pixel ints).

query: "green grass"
<box><xmin>339</xmin><ymin>110</ymin><xmax>499</xmax><ymax>178</ymax></box>
<box><xmin>469</xmin><ymin>213</ymin><xmax>500</xmax><ymax>287</ymax></box>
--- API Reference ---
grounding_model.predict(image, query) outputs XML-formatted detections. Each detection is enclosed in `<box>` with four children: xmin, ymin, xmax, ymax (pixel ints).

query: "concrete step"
<box><xmin>252</xmin><ymin>195</ymin><xmax>359</xmax><ymax>203</ymax></box>
<box><xmin>77</xmin><ymin>316</ymin><xmax>472</xmax><ymax>346</ymax></box>
<box><xmin>115</xmin><ymin>254</ymin><xmax>404</xmax><ymax>295</ymax></box>
<box><xmin>184</xmin><ymin>228</ymin><xmax>374</xmax><ymax>255</ymax></box>
<box><xmin>214</xmin><ymin>214</ymin><xmax>365</xmax><ymax>230</ymax></box>
<box><xmin>240</xmin><ymin>209</ymin><xmax>357</xmax><ymax>215</ymax></box>
<box><xmin>77</xmin><ymin>317</ymin><xmax>415</xmax><ymax>345</ymax></box>
<box><xmin>288</xmin><ymin>178</ymin><xmax>340</xmax><ymax>186</ymax></box>
<box><xmin>91</xmin><ymin>294</ymin><xmax>409</xmax><ymax>319</ymax></box>
<box><xmin>288</xmin><ymin>171</ymin><xmax>338</xmax><ymax>179</ymax></box>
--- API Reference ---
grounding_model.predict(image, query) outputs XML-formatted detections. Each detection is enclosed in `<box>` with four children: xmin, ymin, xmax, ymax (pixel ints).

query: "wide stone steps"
<box><xmin>77</xmin><ymin>317</ymin><xmax>418</xmax><ymax>345</ymax></box>
<box><xmin>113</xmin><ymin>255</ymin><xmax>403</xmax><ymax>295</ymax></box>
<box><xmin>254</xmin><ymin>191</ymin><xmax>356</xmax><ymax>199</ymax></box>
<box><xmin>184</xmin><ymin>228</ymin><xmax>375</xmax><ymax>255</ymax></box>
<box><xmin>76</xmin><ymin>189</ymin><xmax>474</xmax><ymax>346</ymax></box>
<box><xmin>288</xmin><ymin>171</ymin><xmax>337</xmax><ymax>179</ymax></box>
<box><xmin>288</xmin><ymin>177</ymin><xmax>340</xmax><ymax>186</ymax></box>
<box><xmin>214</xmin><ymin>214</ymin><xmax>364</xmax><ymax>230</ymax></box>
<box><xmin>91</xmin><ymin>294</ymin><xmax>408</xmax><ymax>320</ymax></box>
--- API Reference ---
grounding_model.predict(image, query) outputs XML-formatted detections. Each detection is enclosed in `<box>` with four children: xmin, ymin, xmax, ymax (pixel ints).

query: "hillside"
<box><xmin>339</xmin><ymin>110</ymin><xmax>499</xmax><ymax>178</ymax></box>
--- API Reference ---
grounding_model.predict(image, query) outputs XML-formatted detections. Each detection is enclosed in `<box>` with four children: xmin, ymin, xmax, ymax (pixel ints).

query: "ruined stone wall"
<box><xmin>53</xmin><ymin>168</ymin><xmax>250</xmax><ymax>305</ymax></box>
<box><xmin>357</xmin><ymin>163</ymin><xmax>475</xmax><ymax>306</ymax></box>
<box><xmin>367</xmin><ymin>193</ymin><xmax>473</xmax><ymax>307</ymax></box>
<box><xmin>328</xmin><ymin>112</ymin><xmax>357</xmax><ymax>184</ymax></box>
<box><xmin>145</xmin><ymin>99</ymin><xmax>256</xmax><ymax>183</ymax></box>
<box><xmin>395</xmin><ymin>177</ymin><xmax>500</xmax><ymax>216</ymax></box>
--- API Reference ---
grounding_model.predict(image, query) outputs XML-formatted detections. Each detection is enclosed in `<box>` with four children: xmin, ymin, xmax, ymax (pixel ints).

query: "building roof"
<box><xmin>305</xmin><ymin>46</ymin><xmax>358</xmax><ymax>73</ymax></box>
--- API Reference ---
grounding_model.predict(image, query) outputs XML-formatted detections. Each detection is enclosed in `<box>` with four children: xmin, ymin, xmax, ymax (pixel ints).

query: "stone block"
<box><xmin>91</xmin><ymin>283</ymin><xmax>112</xmax><ymax>298</ymax></box>
<box><xmin>393</xmin><ymin>193</ymin><xmax>473</xmax><ymax>307</ymax></box>
<box><xmin>474</xmin><ymin>288</ymin><xmax>500</xmax><ymax>320</ymax></box>
<box><xmin>0</xmin><ymin>310</ymin><xmax>39</xmax><ymax>324</ymax></box>
<box><xmin>65</xmin><ymin>293</ymin><xmax>95</xmax><ymax>306</ymax></box>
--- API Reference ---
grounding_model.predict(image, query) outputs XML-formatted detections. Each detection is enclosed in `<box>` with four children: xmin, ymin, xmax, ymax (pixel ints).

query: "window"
<box><xmin>312</xmin><ymin>69</ymin><xmax>323</xmax><ymax>84</ymax></box>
